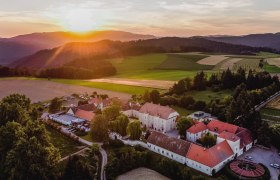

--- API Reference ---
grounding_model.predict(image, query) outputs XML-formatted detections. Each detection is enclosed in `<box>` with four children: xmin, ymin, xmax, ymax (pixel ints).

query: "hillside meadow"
<box><xmin>108</xmin><ymin>52</ymin><xmax>280</xmax><ymax>81</ymax></box>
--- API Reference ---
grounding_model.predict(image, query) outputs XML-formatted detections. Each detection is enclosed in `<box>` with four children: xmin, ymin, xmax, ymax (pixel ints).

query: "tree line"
<box><xmin>0</xmin><ymin>56</ymin><xmax>117</xmax><ymax>79</ymax></box>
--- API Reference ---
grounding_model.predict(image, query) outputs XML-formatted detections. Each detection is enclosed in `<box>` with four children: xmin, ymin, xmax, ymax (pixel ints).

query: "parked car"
<box><xmin>270</xmin><ymin>163</ymin><xmax>280</xmax><ymax>169</ymax></box>
<box><xmin>245</xmin><ymin>156</ymin><xmax>253</xmax><ymax>160</ymax></box>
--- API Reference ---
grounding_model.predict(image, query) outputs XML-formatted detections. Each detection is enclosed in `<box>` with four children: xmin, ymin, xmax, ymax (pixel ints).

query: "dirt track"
<box><xmin>87</xmin><ymin>78</ymin><xmax>175</xmax><ymax>90</ymax></box>
<box><xmin>0</xmin><ymin>79</ymin><xmax>130</xmax><ymax>102</ymax></box>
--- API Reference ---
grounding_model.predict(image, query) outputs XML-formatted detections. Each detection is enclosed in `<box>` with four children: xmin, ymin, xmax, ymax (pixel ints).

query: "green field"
<box><xmin>46</xmin><ymin>126</ymin><xmax>82</xmax><ymax>157</ymax></box>
<box><xmin>156</xmin><ymin>54</ymin><xmax>212</xmax><ymax>70</ymax></box>
<box><xmin>264</xmin><ymin>64</ymin><xmax>280</xmax><ymax>73</ymax></box>
<box><xmin>171</xmin><ymin>106</ymin><xmax>194</xmax><ymax>116</ymax></box>
<box><xmin>108</xmin><ymin>52</ymin><xmax>280</xmax><ymax>81</ymax></box>
<box><xmin>260</xmin><ymin>108</ymin><xmax>280</xmax><ymax>123</ymax></box>
<box><xmin>186</xmin><ymin>89</ymin><xmax>233</xmax><ymax>102</ymax></box>
<box><xmin>109</xmin><ymin>53</ymin><xmax>214</xmax><ymax>80</ymax></box>
<box><xmin>52</xmin><ymin>79</ymin><xmax>160</xmax><ymax>95</ymax></box>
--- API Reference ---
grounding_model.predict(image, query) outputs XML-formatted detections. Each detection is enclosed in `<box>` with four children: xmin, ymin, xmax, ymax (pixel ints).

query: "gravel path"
<box><xmin>0</xmin><ymin>79</ymin><xmax>130</xmax><ymax>102</ymax></box>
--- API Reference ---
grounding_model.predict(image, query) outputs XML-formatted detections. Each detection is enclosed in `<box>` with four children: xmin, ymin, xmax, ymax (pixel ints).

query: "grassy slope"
<box><xmin>46</xmin><ymin>126</ymin><xmax>81</xmax><ymax>157</ymax></box>
<box><xmin>156</xmin><ymin>54</ymin><xmax>213</xmax><ymax>70</ymax></box>
<box><xmin>232</xmin><ymin>58</ymin><xmax>261</xmax><ymax>71</ymax></box>
<box><xmin>260</xmin><ymin>108</ymin><xmax>280</xmax><ymax>123</ymax></box>
<box><xmin>110</xmin><ymin>54</ymin><xmax>215</xmax><ymax>80</ymax></box>
<box><xmin>52</xmin><ymin>79</ymin><xmax>160</xmax><ymax>95</ymax></box>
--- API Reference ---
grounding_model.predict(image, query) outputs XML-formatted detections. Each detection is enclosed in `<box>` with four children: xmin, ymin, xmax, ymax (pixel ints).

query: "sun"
<box><xmin>59</xmin><ymin>9</ymin><xmax>97</xmax><ymax>33</ymax></box>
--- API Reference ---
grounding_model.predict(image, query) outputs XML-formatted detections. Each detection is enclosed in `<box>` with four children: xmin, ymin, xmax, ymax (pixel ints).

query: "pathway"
<box><xmin>60</xmin><ymin>127</ymin><xmax>108</xmax><ymax>180</ymax></box>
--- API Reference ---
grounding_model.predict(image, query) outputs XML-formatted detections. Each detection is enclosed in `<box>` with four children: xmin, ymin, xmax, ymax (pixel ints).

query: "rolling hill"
<box><xmin>11</xmin><ymin>37</ymin><xmax>277</xmax><ymax>70</ymax></box>
<box><xmin>0</xmin><ymin>31</ymin><xmax>155</xmax><ymax>65</ymax></box>
<box><xmin>207</xmin><ymin>33</ymin><xmax>280</xmax><ymax>50</ymax></box>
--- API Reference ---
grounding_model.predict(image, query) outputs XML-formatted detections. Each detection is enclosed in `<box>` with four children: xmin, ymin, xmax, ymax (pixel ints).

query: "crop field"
<box><xmin>197</xmin><ymin>55</ymin><xmax>228</xmax><ymax>65</ymax></box>
<box><xmin>266</xmin><ymin>96</ymin><xmax>280</xmax><ymax>110</ymax></box>
<box><xmin>232</xmin><ymin>58</ymin><xmax>261</xmax><ymax>71</ymax></box>
<box><xmin>260</xmin><ymin>108</ymin><xmax>280</xmax><ymax>124</ymax></box>
<box><xmin>53</xmin><ymin>79</ymin><xmax>160</xmax><ymax>95</ymax></box>
<box><xmin>155</xmin><ymin>54</ymin><xmax>212</xmax><ymax>70</ymax></box>
<box><xmin>214</xmin><ymin>58</ymin><xmax>243</xmax><ymax>70</ymax></box>
<box><xmin>266</xmin><ymin>58</ymin><xmax>280</xmax><ymax>67</ymax></box>
<box><xmin>106</xmin><ymin>52</ymin><xmax>280</xmax><ymax>81</ymax></box>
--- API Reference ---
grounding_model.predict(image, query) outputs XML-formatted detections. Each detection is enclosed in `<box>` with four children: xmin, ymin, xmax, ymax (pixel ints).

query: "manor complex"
<box><xmin>47</xmin><ymin>96</ymin><xmax>255</xmax><ymax>176</ymax></box>
<box><xmin>148</xmin><ymin>119</ymin><xmax>254</xmax><ymax>176</ymax></box>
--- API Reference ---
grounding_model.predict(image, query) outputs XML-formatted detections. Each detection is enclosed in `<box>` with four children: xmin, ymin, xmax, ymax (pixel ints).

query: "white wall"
<box><xmin>186</xmin><ymin>129</ymin><xmax>208</xmax><ymax>142</ymax></box>
<box><xmin>147</xmin><ymin>143</ymin><xmax>186</xmax><ymax>164</ymax></box>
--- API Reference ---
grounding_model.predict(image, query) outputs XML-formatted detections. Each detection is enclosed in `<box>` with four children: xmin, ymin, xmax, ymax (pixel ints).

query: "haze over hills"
<box><xmin>207</xmin><ymin>33</ymin><xmax>280</xmax><ymax>51</ymax></box>
<box><xmin>0</xmin><ymin>31</ymin><xmax>155</xmax><ymax>65</ymax></box>
<box><xmin>11</xmin><ymin>37</ymin><xmax>276</xmax><ymax>70</ymax></box>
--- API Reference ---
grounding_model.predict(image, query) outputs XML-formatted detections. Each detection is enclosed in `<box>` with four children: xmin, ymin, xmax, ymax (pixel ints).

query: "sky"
<box><xmin>0</xmin><ymin>0</ymin><xmax>280</xmax><ymax>37</ymax></box>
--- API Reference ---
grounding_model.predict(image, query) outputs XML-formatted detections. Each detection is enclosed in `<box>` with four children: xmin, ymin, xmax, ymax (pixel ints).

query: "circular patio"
<box><xmin>229</xmin><ymin>160</ymin><xmax>265</xmax><ymax>178</ymax></box>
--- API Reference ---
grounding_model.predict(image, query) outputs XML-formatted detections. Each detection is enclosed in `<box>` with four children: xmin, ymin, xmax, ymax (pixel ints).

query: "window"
<box><xmin>171</xmin><ymin>154</ymin><xmax>173</xmax><ymax>158</ymax></box>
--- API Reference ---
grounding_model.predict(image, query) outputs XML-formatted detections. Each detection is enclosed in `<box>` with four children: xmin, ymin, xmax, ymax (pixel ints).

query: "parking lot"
<box><xmin>238</xmin><ymin>146</ymin><xmax>280</xmax><ymax>180</ymax></box>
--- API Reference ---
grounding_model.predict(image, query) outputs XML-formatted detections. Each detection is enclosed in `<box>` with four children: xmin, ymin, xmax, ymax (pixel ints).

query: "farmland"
<box><xmin>155</xmin><ymin>54</ymin><xmax>212</xmax><ymax>70</ymax></box>
<box><xmin>108</xmin><ymin>52</ymin><xmax>280</xmax><ymax>81</ymax></box>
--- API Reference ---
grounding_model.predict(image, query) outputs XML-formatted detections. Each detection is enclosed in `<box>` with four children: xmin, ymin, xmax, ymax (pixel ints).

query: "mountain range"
<box><xmin>11</xmin><ymin>37</ymin><xmax>276</xmax><ymax>70</ymax></box>
<box><xmin>207</xmin><ymin>33</ymin><xmax>280</xmax><ymax>51</ymax></box>
<box><xmin>0</xmin><ymin>31</ymin><xmax>155</xmax><ymax>65</ymax></box>
<box><xmin>1</xmin><ymin>31</ymin><xmax>280</xmax><ymax>69</ymax></box>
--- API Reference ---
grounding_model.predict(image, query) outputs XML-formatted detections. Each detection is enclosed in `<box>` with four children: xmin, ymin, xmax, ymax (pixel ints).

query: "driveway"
<box><xmin>238</xmin><ymin>146</ymin><xmax>280</xmax><ymax>180</ymax></box>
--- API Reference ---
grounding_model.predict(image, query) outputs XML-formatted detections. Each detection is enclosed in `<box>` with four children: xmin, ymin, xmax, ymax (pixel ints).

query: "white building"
<box><xmin>147</xmin><ymin>131</ymin><xmax>237</xmax><ymax>176</ymax></box>
<box><xmin>186</xmin><ymin>122</ymin><xmax>208</xmax><ymax>142</ymax></box>
<box><xmin>147</xmin><ymin>131</ymin><xmax>191</xmax><ymax>164</ymax></box>
<box><xmin>137</xmin><ymin>103</ymin><xmax>179</xmax><ymax>133</ymax></box>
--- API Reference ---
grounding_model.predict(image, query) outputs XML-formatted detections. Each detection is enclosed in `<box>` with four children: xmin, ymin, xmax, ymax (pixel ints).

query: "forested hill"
<box><xmin>11</xmin><ymin>37</ymin><xmax>278</xmax><ymax>70</ymax></box>
<box><xmin>207</xmin><ymin>33</ymin><xmax>280</xmax><ymax>51</ymax></box>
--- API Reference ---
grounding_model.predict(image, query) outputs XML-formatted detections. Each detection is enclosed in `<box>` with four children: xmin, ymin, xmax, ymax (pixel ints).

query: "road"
<box><xmin>60</xmin><ymin>128</ymin><xmax>108</xmax><ymax>180</ymax></box>
<box><xmin>59</xmin><ymin>147</ymin><xmax>88</xmax><ymax>162</ymax></box>
<box><xmin>86</xmin><ymin>78</ymin><xmax>175</xmax><ymax>90</ymax></box>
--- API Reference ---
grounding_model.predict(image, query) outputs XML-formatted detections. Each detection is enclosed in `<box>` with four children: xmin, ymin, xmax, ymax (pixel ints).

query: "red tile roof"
<box><xmin>187</xmin><ymin>122</ymin><xmax>207</xmax><ymax>134</ymax></box>
<box><xmin>207</xmin><ymin>120</ymin><xmax>238</xmax><ymax>134</ymax></box>
<box><xmin>187</xmin><ymin>140</ymin><xmax>234</xmax><ymax>167</ymax></box>
<box><xmin>147</xmin><ymin>131</ymin><xmax>191</xmax><ymax>156</ymax></box>
<box><xmin>218</xmin><ymin>131</ymin><xmax>240</xmax><ymax>142</ymax></box>
<box><xmin>76</xmin><ymin>104</ymin><xmax>96</xmax><ymax>112</ymax></box>
<box><xmin>236</xmin><ymin>127</ymin><xmax>253</xmax><ymax>148</ymax></box>
<box><xmin>74</xmin><ymin>109</ymin><xmax>95</xmax><ymax>121</ymax></box>
<box><xmin>139</xmin><ymin>103</ymin><xmax>177</xmax><ymax>119</ymax></box>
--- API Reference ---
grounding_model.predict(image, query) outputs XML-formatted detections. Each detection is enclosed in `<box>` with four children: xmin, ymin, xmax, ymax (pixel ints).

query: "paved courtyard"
<box><xmin>238</xmin><ymin>146</ymin><xmax>280</xmax><ymax>180</ymax></box>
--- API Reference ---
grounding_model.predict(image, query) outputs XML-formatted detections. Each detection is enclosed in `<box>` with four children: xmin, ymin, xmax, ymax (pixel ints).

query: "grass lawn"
<box><xmin>171</xmin><ymin>106</ymin><xmax>194</xmax><ymax>116</ymax></box>
<box><xmin>156</xmin><ymin>54</ymin><xmax>213</xmax><ymax>70</ymax></box>
<box><xmin>52</xmin><ymin>79</ymin><xmax>160</xmax><ymax>95</ymax></box>
<box><xmin>46</xmin><ymin>126</ymin><xmax>82</xmax><ymax>158</ymax></box>
<box><xmin>110</xmin><ymin>54</ymin><xmax>167</xmax><ymax>75</ymax></box>
<box><xmin>114</xmin><ymin>70</ymin><xmax>215</xmax><ymax>81</ymax></box>
<box><xmin>110</xmin><ymin>53</ymin><xmax>215</xmax><ymax>81</ymax></box>
<box><xmin>185</xmin><ymin>89</ymin><xmax>233</xmax><ymax>102</ymax></box>
<box><xmin>79</xmin><ymin>133</ymin><xmax>93</xmax><ymax>142</ymax></box>
<box><xmin>264</xmin><ymin>64</ymin><xmax>280</xmax><ymax>73</ymax></box>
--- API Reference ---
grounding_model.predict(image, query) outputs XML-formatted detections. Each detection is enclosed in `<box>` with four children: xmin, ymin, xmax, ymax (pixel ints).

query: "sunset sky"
<box><xmin>1</xmin><ymin>0</ymin><xmax>280</xmax><ymax>37</ymax></box>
